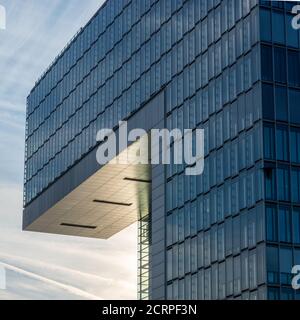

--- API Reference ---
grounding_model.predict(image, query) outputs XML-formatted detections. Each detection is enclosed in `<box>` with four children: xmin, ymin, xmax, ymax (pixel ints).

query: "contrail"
<box><xmin>0</xmin><ymin>262</ymin><xmax>102</xmax><ymax>300</ymax></box>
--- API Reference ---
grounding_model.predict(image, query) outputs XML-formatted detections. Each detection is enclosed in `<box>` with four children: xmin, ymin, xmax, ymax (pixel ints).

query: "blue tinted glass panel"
<box><xmin>275</xmin><ymin>85</ymin><xmax>288</xmax><ymax>121</ymax></box>
<box><xmin>262</xmin><ymin>84</ymin><xmax>274</xmax><ymax>120</ymax></box>
<box><xmin>272</xmin><ymin>12</ymin><xmax>285</xmax><ymax>44</ymax></box>
<box><xmin>260</xmin><ymin>9</ymin><xmax>271</xmax><ymax>42</ymax></box>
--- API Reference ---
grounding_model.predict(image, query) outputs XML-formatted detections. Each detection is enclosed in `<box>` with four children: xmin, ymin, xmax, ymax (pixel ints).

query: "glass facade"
<box><xmin>24</xmin><ymin>0</ymin><xmax>300</xmax><ymax>300</ymax></box>
<box><xmin>260</xmin><ymin>0</ymin><xmax>300</xmax><ymax>300</ymax></box>
<box><xmin>25</xmin><ymin>0</ymin><xmax>193</xmax><ymax>205</ymax></box>
<box><xmin>165</xmin><ymin>0</ymin><xmax>265</xmax><ymax>300</ymax></box>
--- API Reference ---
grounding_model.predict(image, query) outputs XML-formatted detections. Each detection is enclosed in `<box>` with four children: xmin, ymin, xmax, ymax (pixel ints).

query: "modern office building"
<box><xmin>23</xmin><ymin>0</ymin><xmax>300</xmax><ymax>300</ymax></box>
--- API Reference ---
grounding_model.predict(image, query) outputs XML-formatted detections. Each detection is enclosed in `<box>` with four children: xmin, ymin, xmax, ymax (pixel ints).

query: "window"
<box><xmin>287</xmin><ymin>14</ymin><xmax>299</xmax><ymax>48</ymax></box>
<box><xmin>276</xmin><ymin>125</ymin><xmax>289</xmax><ymax>161</ymax></box>
<box><xmin>225</xmin><ymin>217</ymin><xmax>232</xmax><ymax>257</ymax></box>
<box><xmin>172</xmin><ymin>280</ymin><xmax>178</xmax><ymax>300</ymax></box>
<box><xmin>218</xmin><ymin>224</ymin><xmax>225</xmax><ymax>261</ymax></box>
<box><xmin>178</xmin><ymin>208</ymin><xmax>184</xmax><ymax>242</ymax></box>
<box><xmin>173</xmin><ymin>210</ymin><xmax>178</xmax><ymax>244</ymax></box>
<box><xmin>172</xmin><ymin>175</ymin><xmax>178</xmax><ymax>209</ymax></box>
<box><xmin>204</xmin><ymin>268</ymin><xmax>211</xmax><ymax>300</ymax></box>
<box><xmin>204</xmin><ymin>231</ymin><xmax>211</xmax><ymax>267</ymax></box>
<box><xmin>229</xmin><ymin>29</ymin><xmax>236</xmax><ymax>65</ymax></box>
<box><xmin>184</xmin><ymin>203</ymin><xmax>191</xmax><ymax>238</ymax></box>
<box><xmin>293</xmin><ymin>208</ymin><xmax>300</xmax><ymax>244</ymax></box>
<box><xmin>230</xmin><ymin>102</ymin><xmax>238</xmax><ymax>139</ymax></box>
<box><xmin>275</xmin><ymin>85</ymin><xmax>288</xmax><ymax>121</ymax></box>
<box><xmin>222</xmin><ymin>33</ymin><xmax>229</xmax><ymax>70</ymax></box>
<box><xmin>272</xmin><ymin>11</ymin><xmax>285</xmax><ymax>44</ymax></box>
<box><xmin>244</xmin><ymin>53</ymin><xmax>251</xmax><ymax>90</ymax></box>
<box><xmin>208</xmin><ymin>11</ymin><xmax>214</xmax><ymax>46</ymax></box>
<box><xmin>215</xmin><ymin>41</ymin><xmax>222</xmax><ymax>76</ymax></box>
<box><xmin>219</xmin><ymin>262</ymin><xmax>226</xmax><ymax>300</ymax></box>
<box><xmin>260</xmin><ymin>9</ymin><xmax>271</xmax><ymax>42</ymax></box>
<box><xmin>277</xmin><ymin>166</ymin><xmax>290</xmax><ymax>201</ymax></box>
<box><xmin>178</xmin><ymin>243</ymin><xmax>184</xmax><ymax>278</ymax></box>
<box><xmin>289</xmin><ymin>88</ymin><xmax>300</xmax><ymax>124</ymax></box>
<box><xmin>228</xmin><ymin>0</ymin><xmax>235</xmax><ymax>28</ymax></box>
<box><xmin>281</xmin><ymin>288</ymin><xmax>294</xmax><ymax>300</ymax></box>
<box><xmin>190</xmin><ymin>201</ymin><xmax>197</xmax><ymax>236</ymax></box>
<box><xmin>197</xmin><ymin>232</ymin><xmax>204</xmax><ymax>269</ymax></box>
<box><xmin>211</xmin><ymin>226</ymin><xmax>218</xmax><ymax>263</ymax></box>
<box><xmin>243</xmin><ymin>16</ymin><xmax>251</xmax><ymax>52</ymax></box>
<box><xmin>241</xmin><ymin>251</ymin><xmax>249</xmax><ymax>291</ymax></box>
<box><xmin>288</xmin><ymin>50</ymin><xmax>300</xmax><ymax>87</ymax></box>
<box><xmin>280</xmin><ymin>247</ymin><xmax>293</xmax><ymax>285</ymax></box>
<box><xmin>167</xmin><ymin>215</ymin><xmax>172</xmax><ymax>246</ymax></box>
<box><xmin>178</xmin><ymin>173</ymin><xmax>184</xmax><ymax>207</ymax></box>
<box><xmin>184</xmin><ymin>203</ymin><xmax>191</xmax><ymax>237</ymax></box>
<box><xmin>292</xmin><ymin>168</ymin><xmax>300</xmax><ymax>203</ymax></box>
<box><xmin>291</xmin><ymin>128</ymin><xmax>300</xmax><ymax>163</ymax></box>
<box><xmin>173</xmin><ymin>245</ymin><xmax>178</xmax><ymax>279</ymax></box>
<box><xmin>261</xmin><ymin>46</ymin><xmax>273</xmax><ymax>81</ymax></box>
<box><xmin>204</xmin><ymin>195</ymin><xmax>210</xmax><ymax>229</ymax></box>
<box><xmin>267</xmin><ymin>246</ymin><xmax>279</xmax><ymax>284</ymax></box>
<box><xmin>279</xmin><ymin>206</ymin><xmax>292</xmax><ymax>243</ymax></box>
<box><xmin>178</xmin><ymin>278</ymin><xmax>184</xmax><ymax>300</ymax></box>
<box><xmin>236</xmin><ymin>21</ymin><xmax>243</xmax><ymax>57</ymax></box>
<box><xmin>262</xmin><ymin>84</ymin><xmax>274</xmax><ymax>120</ymax></box>
<box><xmin>224</xmin><ymin>258</ymin><xmax>232</xmax><ymax>298</ymax></box>
<box><xmin>191</xmin><ymin>237</ymin><xmax>197</xmax><ymax>273</ymax></box>
<box><xmin>223</xmin><ymin>69</ymin><xmax>229</xmax><ymax>106</ymax></box>
<box><xmin>217</xmin><ymin>185</ymin><xmax>224</xmax><ymax>221</ymax></box>
<box><xmin>202</xmin><ymin>87</ymin><xmax>209</xmax><ymax>122</ymax></box>
<box><xmin>185</xmin><ymin>239</ymin><xmax>191</xmax><ymax>275</ymax></box>
<box><xmin>241</xmin><ymin>212</ymin><xmax>248</xmax><ymax>249</ymax></box>
<box><xmin>201</xmin><ymin>18</ymin><xmax>208</xmax><ymax>52</ymax></box>
<box><xmin>239</xmin><ymin>173</ymin><xmax>247</xmax><ymax>210</ymax></box>
<box><xmin>197</xmin><ymin>269</ymin><xmax>204</xmax><ymax>300</ymax></box>
<box><xmin>209</xmin><ymin>265</ymin><xmax>217</xmax><ymax>300</ymax></box>
<box><xmin>265</xmin><ymin>164</ymin><xmax>276</xmax><ymax>200</ymax></box>
<box><xmin>274</xmin><ymin>47</ymin><xmax>286</xmax><ymax>83</ymax></box>
<box><xmin>214</xmin><ymin>6</ymin><xmax>221</xmax><ymax>41</ymax></box>
<box><xmin>167</xmin><ymin>181</ymin><xmax>172</xmax><ymax>211</ymax></box>
<box><xmin>233</xmin><ymin>255</ymin><xmax>241</xmax><ymax>296</ymax></box>
<box><xmin>237</xmin><ymin>58</ymin><xmax>244</xmax><ymax>94</ymax></box>
<box><xmin>268</xmin><ymin>287</ymin><xmax>280</xmax><ymax>300</ymax></box>
<box><xmin>233</xmin><ymin>216</ymin><xmax>241</xmax><ymax>255</ymax></box>
<box><xmin>264</xmin><ymin>123</ymin><xmax>275</xmax><ymax>159</ymax></box>
<box><xmin>167</xmin><ymin>249</ymin><xmax>173</xmax><ymax>281</ymax></box>
<box><xmin>239</xmin><ymin>134</ymin><xmax>246</xmax><ymax>171</ymax></box>
<box><xmin>246</xmin><ymin>130</ymin><xmax>254</xmax><ymax>168</ymax></box>
<box><xmin>197</xmin><ymin>197</ymin><xmax>203</xmax><ymax>232</ymax></box>
<box><xmin>191</xmin><ymin>274</ymin><xmax>197</xmax><ymax>300</ymax></box>
<box><xmin>221</xmin><ymin>0</ymin><xmax>228</xmax><ymax>35</ymax></box>
<box><xmin>248</xmin><ymin>209</ymin><xmax>256</xmax><ymax>247</ymax></box>
<box><xmin>257</xmin><ymin>205</ymin><xmax>265</xmax><ymax>243</ymax></box>
<box><xmin>266</xmin><ymin>205</ymin><xmax>278</xmax><ymax>242</ymax></box>
<box><xmin>167</xmin><ymin>283</ymin><xmax>173</xmax><ymax>300</ymax></box>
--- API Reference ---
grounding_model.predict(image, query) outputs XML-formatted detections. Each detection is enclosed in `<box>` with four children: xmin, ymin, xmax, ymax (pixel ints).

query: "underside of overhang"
<box><xmin>25</xmin><ymin>136</ymin><xmax>151</xmax><ymax>239</ymax></box>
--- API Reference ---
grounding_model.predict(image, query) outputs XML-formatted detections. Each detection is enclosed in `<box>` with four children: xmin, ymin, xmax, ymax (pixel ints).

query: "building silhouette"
<box><xmin>23</xmin><ymin>0</ymin><xmax>300</xmax><ymax>300</ymax></box>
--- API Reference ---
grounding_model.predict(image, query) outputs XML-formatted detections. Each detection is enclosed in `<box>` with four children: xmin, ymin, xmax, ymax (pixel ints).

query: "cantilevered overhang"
<box><xmin>25</xmin><ymin>138</ymin><xmax>150</xmax><ymax>239</ymax></box>
<box><xmin>23</xmin><ymin>91</ymin><xmax>164</xmax><ymax>239</ymax></box>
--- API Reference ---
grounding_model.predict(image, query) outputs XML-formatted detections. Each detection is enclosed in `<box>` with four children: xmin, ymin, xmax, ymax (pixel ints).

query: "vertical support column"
<box><xmin>138</xmin><ymin>211</ymin><xmax>151</xmax><ymax>300</ymax></box>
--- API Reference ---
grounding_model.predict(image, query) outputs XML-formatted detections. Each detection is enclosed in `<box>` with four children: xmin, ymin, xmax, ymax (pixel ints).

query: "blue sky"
<box><xmin>0</xmin><ymin>0</ymin><xmax>137</xmax><ymax>300</ymax></box>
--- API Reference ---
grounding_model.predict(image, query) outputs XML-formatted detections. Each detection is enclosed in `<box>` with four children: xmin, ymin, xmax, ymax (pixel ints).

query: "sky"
<box><xmin>0</xmin><ymin>0</ymin><xmax>137</xmax><ymax>300</ymax></box>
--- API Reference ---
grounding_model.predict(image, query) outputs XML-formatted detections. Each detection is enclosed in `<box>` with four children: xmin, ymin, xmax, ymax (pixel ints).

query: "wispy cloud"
<box><xmin>0</xmin><ymin>184</ymin><xmax>137</xmax><ymax>300</ymax></box>
<box><xmin>0</xmin><ymin>0</ymin><xmax>138</xmax><ymax>300</ymax></box>
<box><xmin>0</xmin><ymin>262</ymin><xmax>102</xmax><ymax>300</ymax></box>
<box><xmin>0</xmin><ymin>0</ymin><xmax>104</xmax><ymax>185</ymax></box>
